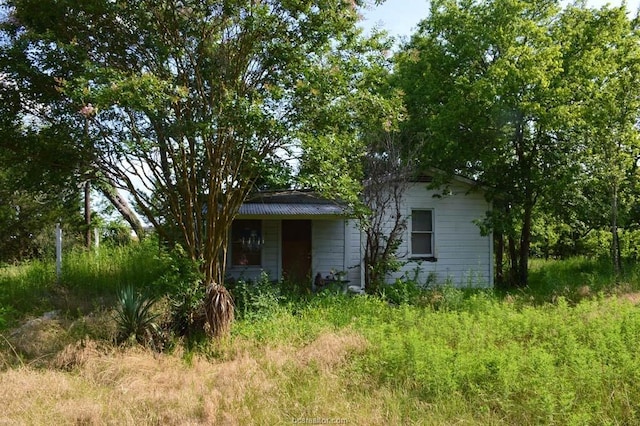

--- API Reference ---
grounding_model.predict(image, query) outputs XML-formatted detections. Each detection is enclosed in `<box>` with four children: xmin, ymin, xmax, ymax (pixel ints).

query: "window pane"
<box><xmin>231</xmin><ymin>220</ymin><xmax>262</xmax><ymax>266</ymax></box>
<box><xmin>412</xmin><ymin>210</ymin><xmax>433</xmax><ymax>232</ymax></box>
<box><xmin>411</xmin><ymin>233</ymin><xmax>432</xmax><ymax>255</ymax></box>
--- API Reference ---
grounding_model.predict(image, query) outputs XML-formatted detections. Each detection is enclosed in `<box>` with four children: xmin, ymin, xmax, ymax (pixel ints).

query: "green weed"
<box><xmin>61</xmin><ymin>238</ymin><xmax>167</xmax><ymax>298</ymax></box>
<box><xmin>230</xmin><ymin>272</ymin><xmax>284</xmax><ymax>321</ymax></box>
<box><xmin>4</xmin><ymin>244</ymin><xmax>640</xmax><ymax>424</ymax></box>
<box><xmin>0</xmin><ymin>259</ymin><xmax>55</xmax><ymax>326</ymax></box>
<box><xmin>527</xmin><ymin>257</ymin><xmax>640</xmax><ymax>304</ymax></box>
<box><xmin>230</xmin><ymin>293</ymin><xmax>640</xmax><ymax>424</ymax></box>
<box><xmin>155</xmin><ymin>246</ymin><xmax>205</xmax><ymax>338</ymax></box>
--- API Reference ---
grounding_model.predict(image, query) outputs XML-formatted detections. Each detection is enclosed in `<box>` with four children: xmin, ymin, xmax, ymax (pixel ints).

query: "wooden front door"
<box><xmin>281</xmin><ymin>220</ymin><xmax>312</xmax><ymax>283</ymax></box>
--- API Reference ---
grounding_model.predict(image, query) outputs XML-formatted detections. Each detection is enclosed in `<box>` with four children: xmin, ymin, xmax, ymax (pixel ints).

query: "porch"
<box><xmin>225</xmin><ymin>191</ymin><xmax>363</xmax><ymax>291</ymax></box>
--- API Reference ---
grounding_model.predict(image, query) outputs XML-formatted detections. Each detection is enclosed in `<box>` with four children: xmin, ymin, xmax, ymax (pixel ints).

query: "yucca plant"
<box><xmin>114</xmin><ymin>285</ymin><xmax>161</xmax><ymax>345</ymax></box>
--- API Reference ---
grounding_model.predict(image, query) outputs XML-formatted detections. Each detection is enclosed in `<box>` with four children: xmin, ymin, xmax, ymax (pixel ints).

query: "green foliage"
<box><xmin>297</xmin><ymin>31</ymin><xmax>404</xmax><ymax>205</ymax></box>
<box><xmin>234</xmin><ymin>291</ymin><xmax>640</xmax><ymax>424</ymax></box>
<box><xmin>4</xmin><ymin>237</ymin><xmax>640</xmax><ymax>423</ymax></box>
<box><xmin>60</xmin><ymin>238</ymin><xmax>167</xmax><ymax>301</ymax></box>
<box><xmin>530</xmin><ymin>213</ymin><xmax>640</xmax><ymax>262</ymax></box>
<box><xmin>279</xmin><ymin>275</ymin><xmax>312</xmax><ymax>297</ymax></box>
<box><xmin>114</xmin><ymin>285</ymin><xmax>160</xmax><ymax>345</ymax></box>
<box><xmin>0</xmin><ymin>166</ymin><xmax>84</xmax><ymax>263</ymax></box>
<box><xmin>3</xmin><ymin>0</ymin><xmax>391</xmax><ymax>293</ymax></box>
<box><xmin>230</xmin><ymin>272</ymin><xmax>284</xmax><ymax>322</ymax></box>
<box><xmin>527</xmin><ymin>257</ymin><xmax>640</xmax><ymax>305</ymax></box>
<box><xmin>395</xmin><ymin>0</ymin><xmax>640</xmax><ymax>285</ymax></box>
<box><xmin>0</xmin><ymin>19</ymin><xmax>88</xmax><ymax>263</ymax></box>
<box><xmin>0</xmin><ymin>306</ymin><xmax>13</xmax><ymax>330</ymax></box>
<box><xmin>154</xmin><ymin>246</ymin><xmax>205</xmax><ymax>337</ymax></box>
<box><xmin>100</xmin><ymin>221</ymin><xmax>134</xmax><ymax>247</ymax></box>
<box><xmin>348</xmin><ymin>296</ymin><xmax>640</xmax><ymax>424</ymax></box>
<box><xmin>0</xmin><ymin>239</ymin><xmax>167</xmax><ymax>329</ymax></box>
<box><xmin>364</xmin><ymin>226</ymin><xmax>405</xmax><ymax>295</ymax></box>
<box><xmin>0</xmin><ymin>259</ymin><xmax>55</xmax><ymax>326</ymax></box>
<box><xmin>226</xmin><ymin>291</ymin><xmax>640</xmax><ymax>424</ymax></box>
<box><xmin>167</xmin><ymin>281</ymin><xmax>206</xmax><ymax>338</ymax></box>
<box><xmin>380</xmin><ymin>277</ymin><xmax>422</xmax><ymax>305</ymax></box>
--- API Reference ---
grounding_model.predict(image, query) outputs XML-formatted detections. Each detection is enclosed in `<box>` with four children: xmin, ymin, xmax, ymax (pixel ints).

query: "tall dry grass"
<box><xmin>0</xmin><ymin>331</ymin><xmax>372</xmax><ymax>425</ymax></box>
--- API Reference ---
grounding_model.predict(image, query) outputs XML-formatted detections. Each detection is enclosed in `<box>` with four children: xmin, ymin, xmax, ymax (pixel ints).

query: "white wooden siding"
<box><xmin>227</xmin><ymin>219</ymin><xmax>351</xmax><ymax>284</ymax></box>
<box><xmin>312</xmin><ymin>220</ymin><xmax>345</xmax><ymax>278</ymax></box>
<box><xmin>387</xmin><ymin>182</ymin><xmax>492</xmax><ymax>287</ymax></box>
<box><xmin>346</xmin><ymin>219</ymin><xmax>364</xmax><ymax>286</ymax></box>
<box><xmin>225</xmin><ymin>180</ymin><xmax>492</xmax><ymax>288</ymax></box>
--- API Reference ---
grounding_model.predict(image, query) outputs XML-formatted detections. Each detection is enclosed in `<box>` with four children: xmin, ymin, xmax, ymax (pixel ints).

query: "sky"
<box><xmin>359</xmin><ymin>0</ymin><xmax>640</xmax><ymax>42</ymax></box>
<box><xmin>359</xmin><ymin>0</ymin><xmax>429</xmax><ymax>41</ymax></box>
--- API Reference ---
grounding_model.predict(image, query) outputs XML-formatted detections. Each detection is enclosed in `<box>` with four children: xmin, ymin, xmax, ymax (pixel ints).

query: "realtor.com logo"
<box><xmin>291</xmin><ymin>418</ymin><xmax>349</xmax><ymax>424</ymax></box>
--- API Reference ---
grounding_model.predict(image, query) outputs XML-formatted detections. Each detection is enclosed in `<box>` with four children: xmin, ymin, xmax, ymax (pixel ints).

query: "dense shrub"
<box><xmin>153</xmin><ymin>246</ymin><xmax>206</xmax><ymax>337</ymax></box>
<box><xmin>229</xmin><ymin>272</ymin><xmax>284</xmax><ymax>321</ymax></box>
<box><xmin>380</xmin><ymin>278</ymin><xmax>422</xmax><ymax>305</ymax></box>
<box><xmin>101</xmin><ymin>221</ymin><xmax>133</xmax><ymax>246</ymax></box>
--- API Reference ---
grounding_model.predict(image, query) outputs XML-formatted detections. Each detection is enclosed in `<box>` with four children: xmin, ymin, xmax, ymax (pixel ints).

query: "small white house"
<box><xmin>227</xmin><ymin>177</ymin><xmax>493</xmax><ymax>290</ymax></box>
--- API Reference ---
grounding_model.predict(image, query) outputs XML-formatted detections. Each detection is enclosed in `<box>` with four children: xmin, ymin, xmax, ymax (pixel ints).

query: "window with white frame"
<box><xmin>410</xmin><ymin>209</ymin><xmax>434</xmax><ymax>258</ymax></box>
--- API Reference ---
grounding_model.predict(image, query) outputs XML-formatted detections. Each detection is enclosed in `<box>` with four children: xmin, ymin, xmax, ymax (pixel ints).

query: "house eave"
<box><xmin>237</xmin><ymin>190</ymin><xmax>353</xmax><ymax>218</ymax></box>
<box><xmin>235</xmin><ymin>213</ymin><xmax>349</xmax><ymax>220</ymax></box>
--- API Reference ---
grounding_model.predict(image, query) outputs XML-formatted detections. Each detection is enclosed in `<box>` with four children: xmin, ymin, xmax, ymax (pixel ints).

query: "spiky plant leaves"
<box><xmin>114</xmin><ymin>285</ymin><xmax>160</xmax><ymax>345</ymax></box>
<box><xmin>204</xmin><ymin>284</ymin><xmax>234</xmax><ymax>339</ymax></box>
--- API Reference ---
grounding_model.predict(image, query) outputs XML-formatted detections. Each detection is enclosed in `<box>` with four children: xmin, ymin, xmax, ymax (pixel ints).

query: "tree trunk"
<box><xmin>364</xmin><ymin>230</ymin><xmax>382</xmax><ymax>293</ymax></box>
<box><xmin>519</xmin><ymin>201</ymin><xmax>533</xmax><ymax>287</ymax></box>
<box><xmin>508</xmin><ymin>236</ymin><xmax>518</xmax><ymax>287</ymax></box>
<box><xmin>84</xmin><ymin>180</ymin><xmax>91</xmax><ymax>249</ymax></box>
<box><xmin>98</xmin><ymin>182</ymin><xmax>146</xmax><ymax>240</ymax></box>
<box><xmin>611</xmin><ymin>183</ymin><xmax>621</xmax><ymax>278</ymax></box>
<box><xmin>495</xmin><ymin>232</ymin><xmax>504</xmax><ymax>288</ymax></box>
<box><xmin>201</xmin><ymin>212</ymin><xmax>235</xmax><ymax>339</ymax></box>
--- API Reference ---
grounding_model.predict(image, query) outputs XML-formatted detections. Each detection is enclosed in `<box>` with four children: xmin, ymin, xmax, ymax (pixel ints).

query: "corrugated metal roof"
<box><xmin>238</xmin><ymin>202</ymin><xmax>346</xmax><ymax>216</ymax></box>
<box><xmin>237</xmin><ymin>191</ymin><xmax>349</xmax><ymax>217</ymax></box>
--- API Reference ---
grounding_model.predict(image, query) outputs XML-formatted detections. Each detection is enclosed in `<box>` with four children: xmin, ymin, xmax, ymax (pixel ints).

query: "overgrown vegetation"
<box><xmin>113</xmin><ymin>285</ymin><xmax>161</xmax><ymax>346</ymax></box>
<box><xmin>4</xmin><ymin>0</ymin><xmax>640</xmax><ymax>341</ymax></box>
<box><xmin>0</xmin><ymin>238</ymin><xmax>166</xmax><ymax>328</ymax></box>
<box><xmin>3</xmin><ymin>242</ymin><xmax>640</xmax><ymax>423</ymax></box>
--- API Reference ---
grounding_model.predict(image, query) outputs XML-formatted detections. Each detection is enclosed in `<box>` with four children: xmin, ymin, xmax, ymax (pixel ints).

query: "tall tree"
<box><xmin>0</xmin><ymin>75</ymin><xmax>84</xmax><ymax>261</ymax></box>
<box><xmin>4</xmin><ymin>0</ymin><xmax>383</xmax><ymax>335</ymax></box>
<box><xmin>569</xmin><ymin>6</ymin><xmax>640</xmax><ymax>276</ymax></box>
<box><xmin>296</xmin><ymin>29</ymin><xmax>409</xmax><ymax>292</ymax></box>
<box><xmin>394</xmin><ymin>0</ymin><xmax>619</xmax><ymax>287</ymax></box>
<box><xmin>1</xmin><ymin>4</ymin><xmax>146</xmax><ymax>245</ymax></box>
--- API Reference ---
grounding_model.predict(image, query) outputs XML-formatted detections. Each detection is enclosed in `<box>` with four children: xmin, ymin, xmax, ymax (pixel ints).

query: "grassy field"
<box><xmin>2</xmin><ymin>244</ymin><xmax>640</xmax><ymax>424</ymax></box>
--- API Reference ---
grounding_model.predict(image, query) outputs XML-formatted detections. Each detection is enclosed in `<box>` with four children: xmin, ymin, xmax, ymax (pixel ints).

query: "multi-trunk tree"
<box><xmin>3</xmin><ymin>0</ymin><xmax>390</xmax><ymax>335</ymax></box>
